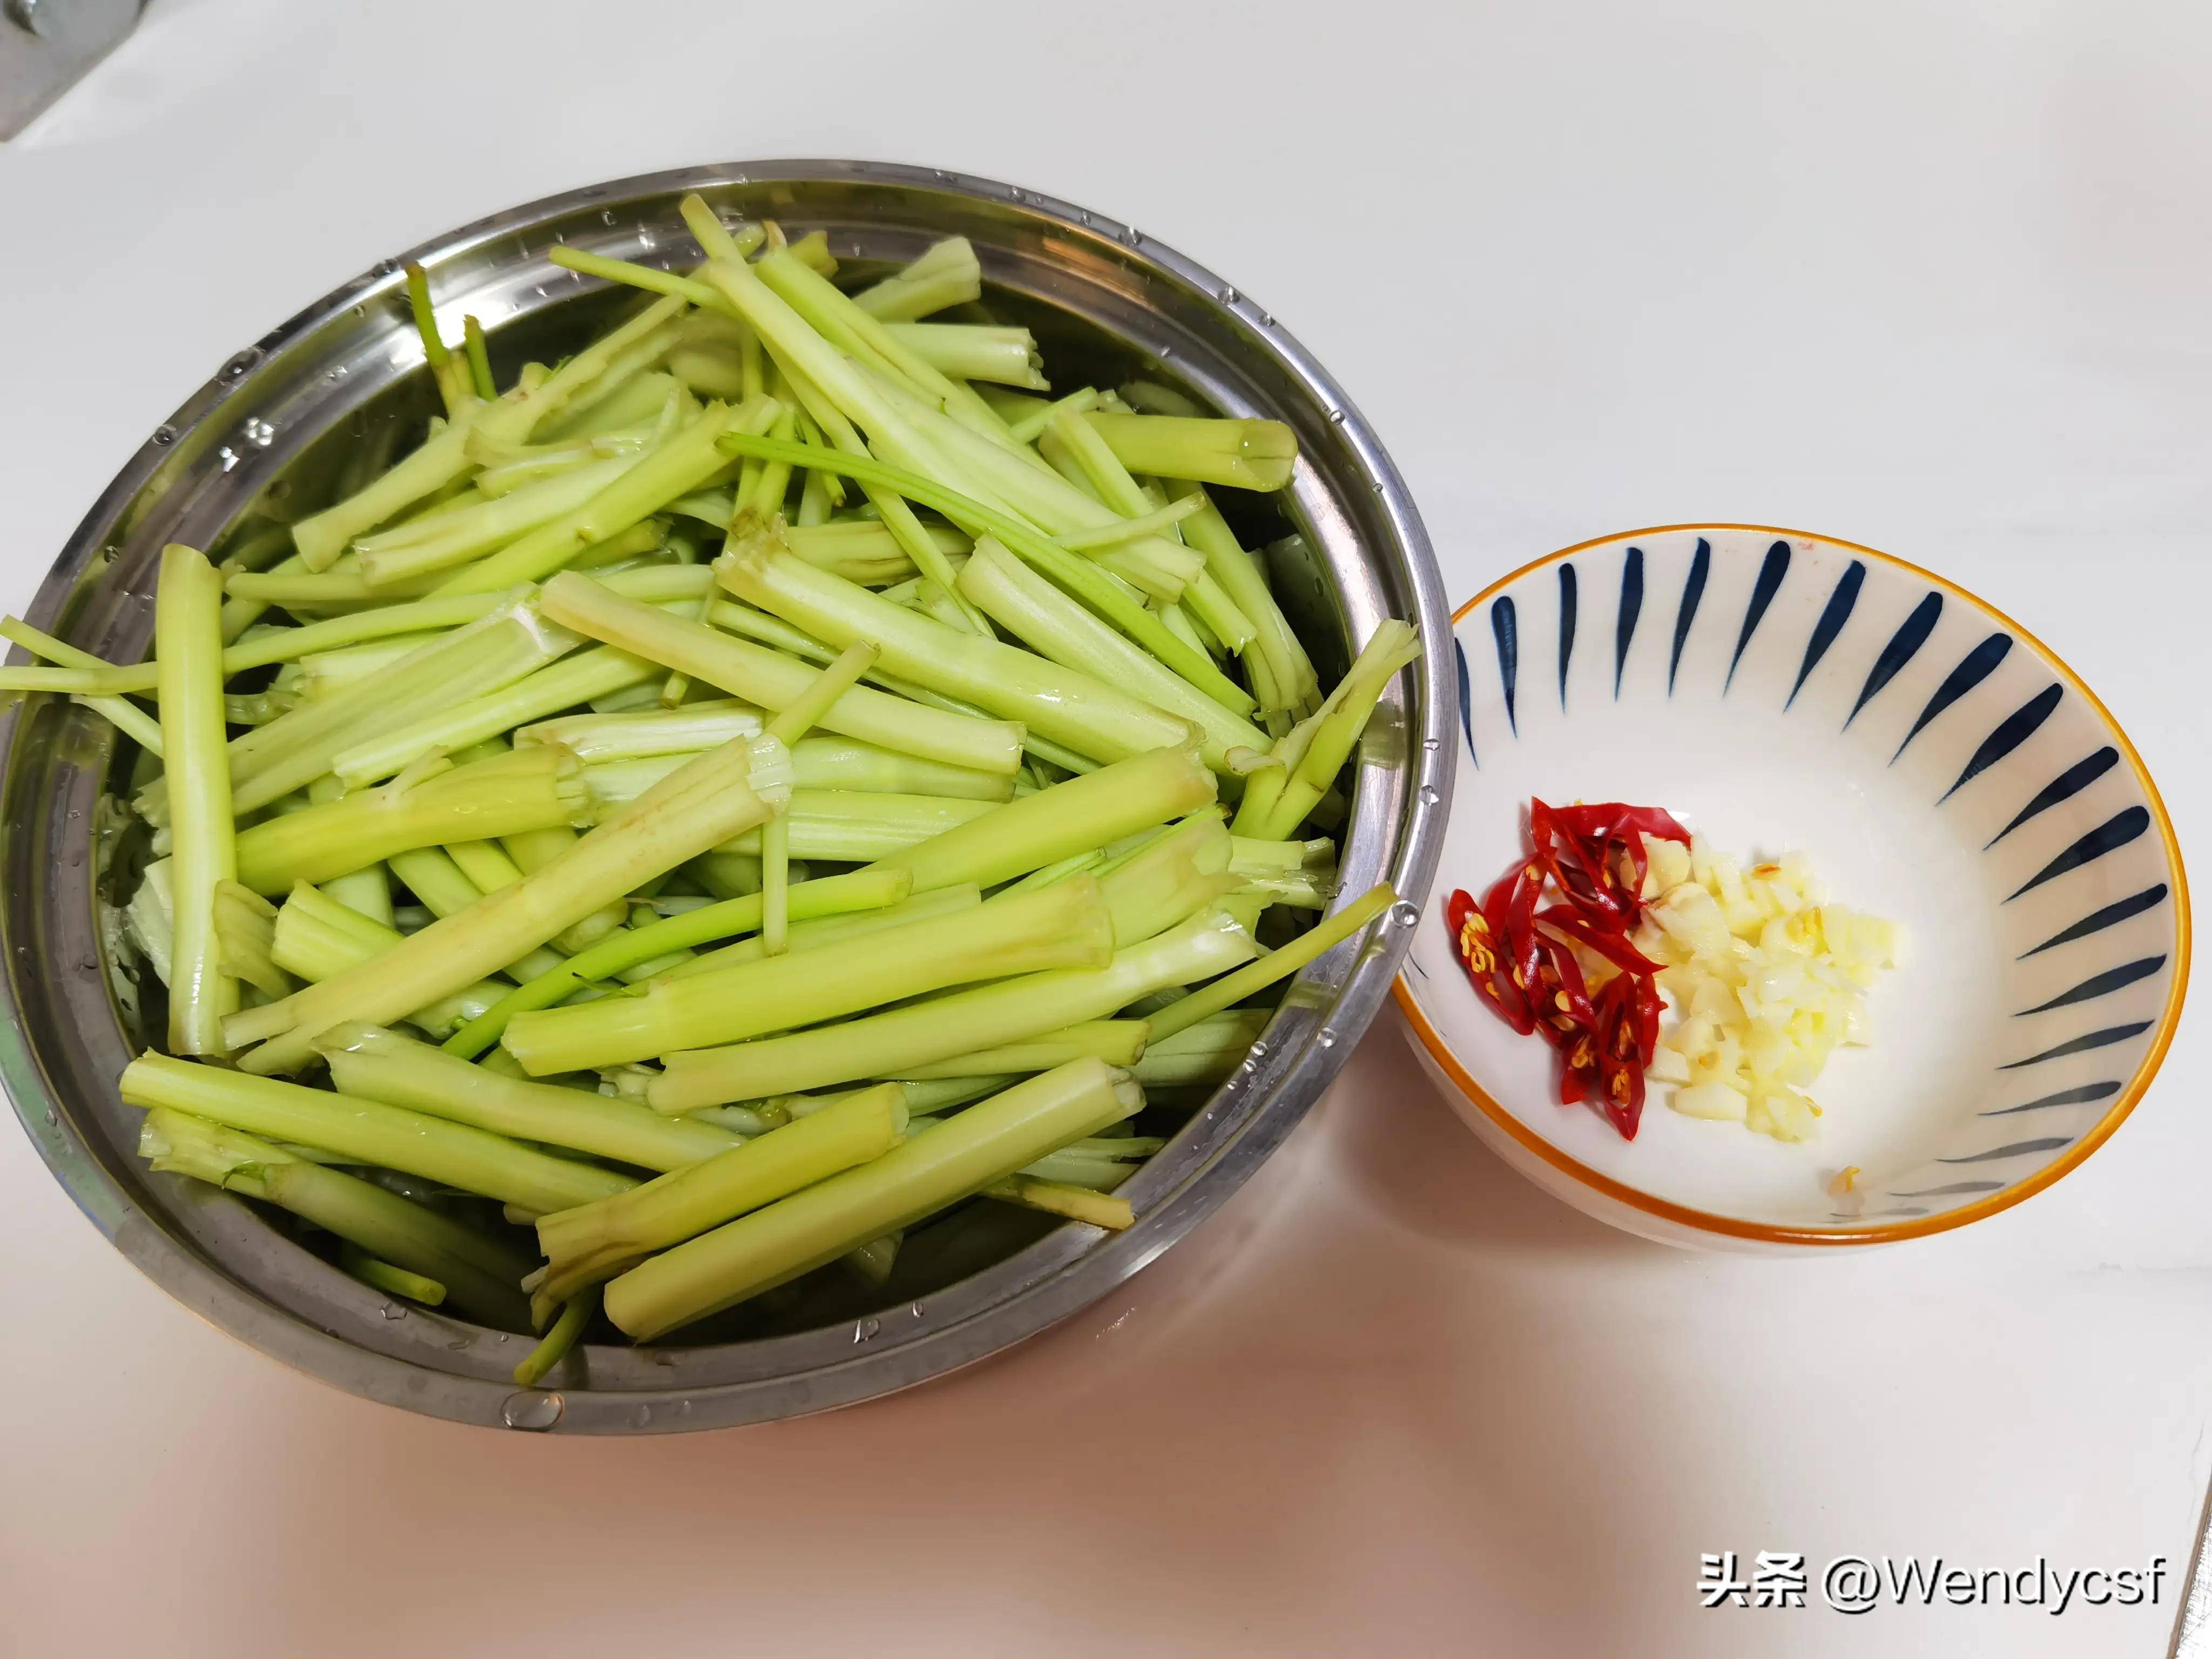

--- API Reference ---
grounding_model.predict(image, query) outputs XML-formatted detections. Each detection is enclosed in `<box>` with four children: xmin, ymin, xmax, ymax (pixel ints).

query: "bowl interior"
<box><xmin>1396</xmin><ymin>525</ymin><xmax>2184</xmax><ymax>1240</ymax></box>
<box><xmin>1</xmin><ymin>164</ymin><xmax>1448</xmax><ymax>1427</ymax></box>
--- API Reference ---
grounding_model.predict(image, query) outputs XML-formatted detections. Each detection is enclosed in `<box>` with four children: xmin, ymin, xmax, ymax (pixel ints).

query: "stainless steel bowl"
<box><xmin>0</xmin><ymin>160</ymin><xmax>1452</xmax><ymax>1432</ymax></box>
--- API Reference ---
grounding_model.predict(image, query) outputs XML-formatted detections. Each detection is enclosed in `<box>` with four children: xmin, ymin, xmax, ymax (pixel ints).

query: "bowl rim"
<box><xmin>1</xmin><ymin>157</ymin><xmax>1455</xmax><ymax>1427</ymax></box>
<box><xmin>1393</xmin><ymin>521</ymin><xmax>2191</xmax><ymax>1247</ymax></box>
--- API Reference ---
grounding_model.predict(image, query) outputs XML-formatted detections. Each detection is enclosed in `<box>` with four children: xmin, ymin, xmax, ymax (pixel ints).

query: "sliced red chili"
<box><xmin>1453</xmin><ymin>798</ymin><xmax>1687</xmax><ymax>1141</ymax></box>
<box><xmin>1446</xmin><ymin>887</ymin><xmax>1534</xmax><ymax>1036</ymax></box>
<box><xmin>1535</xmin><ymin>906</ymin><xmax>1663</xmax><ymax>976</ymax></box>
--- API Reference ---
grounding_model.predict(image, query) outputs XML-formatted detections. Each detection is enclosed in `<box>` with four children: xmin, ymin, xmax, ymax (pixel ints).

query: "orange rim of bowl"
<box><xmin>1392</xmin><ymin>523</ymin><xmax>2192</xmax><ymax>1247</ymax></box>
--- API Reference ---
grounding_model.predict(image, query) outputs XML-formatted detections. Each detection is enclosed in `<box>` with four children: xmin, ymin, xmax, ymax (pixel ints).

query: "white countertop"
<box><xmin>2</xmin><ymin>3</ymin><xmax>2204</xmax><ymax>1653</ymax></box>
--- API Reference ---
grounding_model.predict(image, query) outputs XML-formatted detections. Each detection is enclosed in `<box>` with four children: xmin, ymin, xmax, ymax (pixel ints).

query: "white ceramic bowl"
<box><xmin>1394</xmin><ymin>524</ymin><xmax>2189</xmax><ymax>1251</ymax></box>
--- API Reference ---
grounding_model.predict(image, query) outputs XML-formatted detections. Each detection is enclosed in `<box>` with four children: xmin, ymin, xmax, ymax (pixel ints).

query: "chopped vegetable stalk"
<box><xmin>983</xmin><ymin>1175</ymin><xmax>1133</xmax><ymax>1230</ymax></box>
<box><xmin>404</xmin><ymin>262</ymin><xmax>473</xmax><ymax>419</ymax></box>
<box><xmin>850</xmin><ymin>236</ymin><xmax>982</xmax><ymax>322</ymax></box>
<box><xmin>955</xmin><ymin>537</ymin><xmax>1266</xmax><ymax>764</ymax></box>
<box><xmin>898</xmin><ymin>1019</ymin><xmax>1149</xmax><ymax>1079</ymax></box>
<box><xmin>154</xmin><ymin>544</ymin><xmax>239</xmax><ymax>1053</ymax></box>
<box><xmin>882</xmin><ymin>322</ymin><xmax>1048</xmax><ymax>389</ymax></box>
<box><xmin>538</xmin><ymin>570</ymin><xmax>1023</xmax><ymax>776</ymax></box>
<box><xmin>138</xmin><ymin>1108</ymin><xmax>531</xmax><ymax>1327</ymax></box>
<box><xmin>353</xmin><ymin>456</ymin><xmax>642</xmax><ymax>585</ymax></box>
<box><xmin>534</xmin><ymin>1082</ymin><xmax>905</xmax><ymax>1303</ymax></box>
<box><xmin>720</xmin><ymin>525</ymin><xmax>1195</xmax><ymax>766</ymax></box>
<box><xmin>1148</xmin><ymin>881</ymin><xmax>1397</xmax><ymax>1041</ymax></box>
<box><xmin>1245</xmin><ymin>622</ymin><xmax>1421</xmax><ymax>839</ymax></box>
<box><xmin>139</xmin><ymin>591</ymin><xmax>576</xmax><ymax>824</ymax></box>
<box><xmin>227</xmin><ymin>716</ymin><xmax>796</xmax><ymax>1073</ymax></box>
<box><xmin>1081</xmin><ymin>411</ymin><xmax>1296</xmax><ymax>492</ymax></box>
<box><xmin>462</xmin><ymin>316</ymin><xmax>496</xmax><ymax>402</ymax></box>
<box><xmin>319</xmin><ymin>1023</ymin><xmax>741</xmax><ymax>1171</ymax></box>
<box><xmin>434</xmin><ymin>401</ymin><xmax>747</xmax><ymax>596</ymax></box>
<box><xmin>441</xmin><ymin>866</ymin><xmax>909</xmax><ymax>1057</ymax></box>
<box><xmin>712</xmin><ymin>431</ymin><xmax>1233</xmax><ymax>707</ymax></box>
<box><xmin>504</xmin><ymin>873</ymin><xmax>1114</xmax><ymax>1075</ymax></box>
<box><xmin>331</xmin><ymin>645</ymin><xmax>657</xmax><ymax>787</ymax></box>
<box><xmin>232</xmin><ymin>746</ymin><xmax>588</xmax><ymax>894</ymax></box>
<box><xmin>1051</xmin><ymin>493</ymin><xmax>1204</xmax><ymax>550</ymax></box>
<box><xmin>669</xmin><ymin>885</ymin><xmax>979</xmax><ymax>981</ymax></box>
<box><xmin>341</xmin><ymin>1242</ymin><xmax>448</xmax><ymax>1307</ymax></box>
<box><xmin>606</xmin><ymin>1060</ymin><xmax>1140</xmax><ymax>1339</ymax></box>
<box><xmin>212</xmin><ymin>881</ymin><xmax>289</xmax><ymax>999</ymax></box>
<box><xmin>291</xmin><ymin>406</ymin><xmax>487</xmax><ymax>571</ymax></box>
<box><xmin>517</xmin><ymin>699</ymin><xmax>761</xmax><ymax>763</ymax></box>
<box><xmin>865</xmin><ymin>744</ymin><xmax>1216</xmax><ymax>895</ymax></box>
<box><xmin>120</xmin><ymin>1053</ymin><xmax>636</xmax><ymax>1215</ymax></box>
<box><xmin>513</xmin><ymin>1286</ymin><xmax>596</xmax><ymax>1385</ymax></box>
<box><xmin>710</xmin><ymin>791</ymin><xmax>996</xmax><ymax>861</ymax></box>
<box><xmin>651</xmin><ymin>907</ymin><xmax>1257</xmax><ymax>1108</ymax></box>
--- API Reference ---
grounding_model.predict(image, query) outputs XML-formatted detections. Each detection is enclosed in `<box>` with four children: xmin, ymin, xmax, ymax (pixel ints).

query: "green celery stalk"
<box><xmin>850</xmin><ymin>237</ymin><xmax>981</xmax><ymax>322</ymax></box>
<box><xmin>534</xmin><ymin>1082</ymin><xmax>905</xmax><ymax>1303</ymax></box>
<box><xmin>120</xmin><ymin>1053</ymin><xmax>635</xmax><ymax>1215</ymax></box>
<box><xmin>881</xmin><ymin>323</ymin><xmax>1048</xmax><ymax>390</ymax></box>
<box><xmin>319</xmin><ymin>1023</ymin><xmax>741</xmax><ymax>1172</ymax></box>
<box><xmin>955</xmin><ymin>537</ymin><xmax>1267</xmax><ymax>768</ymax></box>
<box><xmin>650</xmin><ymin>907</ymin><xmax>1256</xmax><ymax>1108</ymax></box>
<box><xmin>712</xmin><ymin>431</ymin><xmax>1239</xmax><ymax>716</ymax></box>
<box><xmin>433</xmin><ymin>402</ymin><xmax>743</xmax><ymax>596</ymax></box>
<box><xmin>227</xmin><ymin>719</ymin><xmax>795</xmax><ymax>1074</ymax></box>
<box><xmin>709</xmin><ymin>790</ymin><xmax>996</xmax><ymax>861</ymax></box>
<box><xmin>340</xmin><ymin>1243</ymin><xmax>447</xmax><ymax>1306</ymax></box>
<box><xmin>666</xmin><ymin>884</ymin><xmax>979</xmax><ymax>980</ymax></box>
<box><xmin>138</xmin><ymin>1108</ymin><xmax>532</xmax><ymax>1327</ymax></box>
<box><xmin>896</xmin><ymin>1020</ymin><xmax>1149</xmax><ymax>1079</ymax></box>
<box><xmin>331</xmin><ymin>645</ymin><xmax>657</xmax><ymax>787</ymax></box>
<box><xmin>517</xmin><ymin>699</ymin><xmax>761</xmax><ymax>763</ymax></box>
<box><xmin>466</xmin><ymin>292</ymin><xmax>691</xmax><ymax>460</ymax></box>
<box><xmin>138</xmin><ymin>591</ymin><xmax>576</xmax><ymax>824</ymax></box>
<box><xmin>982</xmin><ymin>1174</ymin><xmax>1133</xmax><ymax>1230</ymax></box>
<box><xmin>154</xmin><ymin>544</ymin><xmax>239</xmax><ymax>1054</ymax></box>
<box><xmin>513</xmin><ymin>1286</ymin><xmax>596</xmax><ymax>1385</ymax></box>
<box><xmin>440</xmin><ymin>866</ymin><xmax>909</xmax><ymax>1058</ymax></box>
<box><xmin>291</xmin><ymin>406</ymin><xmax>487</xmax><ymax>571</ymax></box>
<box><xmin>503</xmin><ymin>873</ymin><xmax>1114</xmax><ymax>1075</ymax></box>
<box><xmin>719</xmin><ymin>528</ymin><xmax>1192</xmax><ymax>766</ymax></box>
<box><xmin>536</xmin><ymin>570</ymin><xmax>1023</xmax><ymax>776</ymax></box>
<box><xmin>353</xmin><ymin>454</ymin><xmax>640</xmax><ymax>585</ymax></box>
<box><xmin>865</xmin><ymin>744</ymin><xmax>1215</xmax><ymax>895</ymax></box>
<box><xmin>1081</xmin><ymin>411</ymin><xmax>1296</xmax><ymax>491</ymax></box>
<box><xmin>607</xmin><ymin>1060</ymin><xmax>1139</xmax><ymax>1339</ymax></box>
<box><xmin>1148</xmin><ymin>882</ymin><xmax>1396</xmax><ymax>1041</ymax></box>
<box><xmin>233</xmin><ymin>747</ymin><xmax>588</xmax><ymax>894</ymax></box>
<box><xmin>1247</xmin><ymin>622</ymin><xmax>1421</xmax><ymax>839</ymax></box>
<box><xmin>1131</xmin><ymin>1009</ymin><xmax>1271</xmax><ymax>1086</ymax></box>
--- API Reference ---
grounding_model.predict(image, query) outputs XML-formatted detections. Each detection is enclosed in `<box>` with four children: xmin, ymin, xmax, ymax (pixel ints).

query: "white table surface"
<box><xmin>2</xmin><ymin>3</ymin><xmax>2205</xmax><ymax>1654</ymax></box>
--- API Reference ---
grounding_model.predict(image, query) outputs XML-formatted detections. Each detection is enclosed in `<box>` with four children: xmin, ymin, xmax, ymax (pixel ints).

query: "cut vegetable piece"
<box><xmin>319</xmin><ymin>1023</ymin><xmax>740</xmax><ymax>1172</ymax></box>
<box><xmin>121</xmin><ymin>1053</ymin><xmax>635</xmax><ymax>1215</ymax></box>
<box><xmin>534</xmin><ymin>1081</ymin><xmax>905</xmax><ymax>1303</ymax></box>
<box><xmin>504</xmin><ymin>873</ymin><xmax>1114</xmax><ymax>1075</ymax></box>
<box><xmin>608</xmin><ymin>1060</ymin><xmax>1140</xmax><ymax>1339</ymax></box>
<box><xmin>1081</xmin><ymin>411</ymin><xmax>1296</xmax><ymax>491</ymax></box>
<box><xmin>154</xmin><ymin>544</ymin><xmax>238</xmax><ymax>1054</ymax></box>
<box><xmin>652</xmin><ymin>907</ymin><xmax>1256</xmax><ymax>1108</ymax></box>
<box><xmin>720</xmin><ymin>526</ymin><xmax>1193</xmax><ymax>766</ymax></box>
<box><xmin>138</xmin><ymin>1108</ymin><xmax>531</xmax><ymax>1327</ymax></box>
<box><xmin>538</xmin><ymin>571</ymin><xmax>1023</xmax><ymax>777</ymax></box>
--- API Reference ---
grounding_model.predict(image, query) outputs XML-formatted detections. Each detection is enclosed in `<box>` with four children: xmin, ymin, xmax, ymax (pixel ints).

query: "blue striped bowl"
<box><xmin>1394</xmin><ymin>525</ymin><xmax>2190</xmax><ymax>1250</ymax></box>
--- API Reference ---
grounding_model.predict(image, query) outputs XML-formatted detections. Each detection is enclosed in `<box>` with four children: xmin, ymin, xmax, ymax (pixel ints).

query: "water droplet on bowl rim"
<box><xmin>500</xmin><ymin>1390</ymin><xmax>564</xmax><ymax>1431</ymax></box>
<box><xmin>380</xmin><ymin>1302</ymin><xmax>405</xmax><ymax>1320</ymax></box>
<box><xmin>150</xmin><ymin>426</ymin><xmax>177</xmax><ymax>447</ymax></box>
<box><xmin>601</xmin><ymin>208</ymin><xmax>617</xmax><ymax>225</ymax></box>
<box><xmin>852</xmin><ymin>1316</ymin><xmax>881</xmax><ymax>1343</ymax></box>
<box><xmin>1418</xmin><ymin>783</ymin><xmax>1441</xmax><ymax>805</ymax></box>
<box><xmin>1390</xmin><ymin>900</ymin><xmax>1421</xmax><ymax>928</ymax></box>
<box><xmin>1316</xmin><ymin>1028</ymin><xmax>1338</xmax><ymax>1048</ymax></box>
